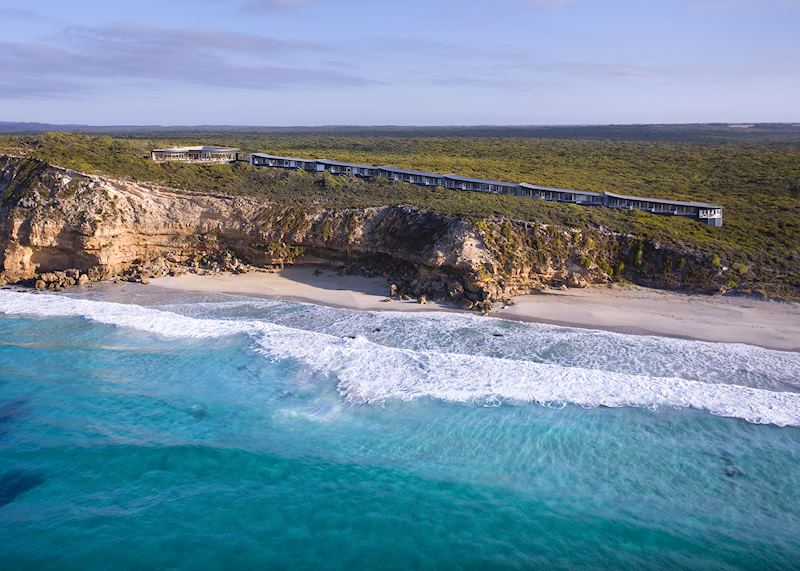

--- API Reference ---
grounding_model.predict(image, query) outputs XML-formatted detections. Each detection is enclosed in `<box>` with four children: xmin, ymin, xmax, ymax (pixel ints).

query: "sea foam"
<box><xmin>1</xmin><ymin>290</ymin><xmax>799</xmax><ymax>426</ymax></box>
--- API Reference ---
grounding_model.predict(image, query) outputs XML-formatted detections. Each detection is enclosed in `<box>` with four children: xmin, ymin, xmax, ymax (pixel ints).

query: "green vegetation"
<box><xmin>1</xmin><ymin>130</ymin><xmax>798</xmax><ymax>295</ymax></box>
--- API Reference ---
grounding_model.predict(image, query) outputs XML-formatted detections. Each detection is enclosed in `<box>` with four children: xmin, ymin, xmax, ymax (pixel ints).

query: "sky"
<box><xmin>1</xmin><ymin>0</ymin><xmax>799</xmax><ymax>125</ymax></box>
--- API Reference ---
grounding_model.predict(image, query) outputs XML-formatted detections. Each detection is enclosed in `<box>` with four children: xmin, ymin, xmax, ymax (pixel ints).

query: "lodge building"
<box><xmin>150</xmin><ymin>146</ymin><xmax>240</xmax><ymax>163</ymax></box>
<box><xmin>518</xmin><ymin>184</ymin><xmax>723</xmax><ymax>226</ymax></box>
<box><xmin>151</xmin><ymin>146</ymin><xmax>723</xmax><ymax>225</ymax></box>
<box><xmin>379</xmin><ymin>167</ymin><xmax>444</xmax><ymax>186</ymax></box>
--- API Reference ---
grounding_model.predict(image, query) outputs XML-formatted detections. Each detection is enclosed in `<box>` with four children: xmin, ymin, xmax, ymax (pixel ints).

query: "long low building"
<box><xmin>518</xmin><ymin>183</ymin><xmax>604</xmax><ymax>205</ymax></box>
<box><xmin>444</xmin><ymin>174</ymin><xmax>520</xmax><ymax>194</ymax></box>
<box><xmin>379</xmin><ymin>167</ymin><xmax>444</xmax><ymax>186</ymax></box>
<box><xmin>247</xmin><ymin>151</ymin><xmax>723</xmax><ymax>226</ymax></box>
<box><xmin>151</xmin><ymin>146</ymin><xmax>239</xmax><ymax>163</ymax></box>
<box><xmin>251</xmin><ymin>153</ymin><xmax>321</xmax><ymax>171</ymax></box>
<box><xmin>317</xmin><ymin>160</ymin><xmax>381</xmax><ymax>177</ymax></box>
<box><xmin>519</xmin><ymin>184</ymin><xmax>723</xmax><ymax>226</ymax></box>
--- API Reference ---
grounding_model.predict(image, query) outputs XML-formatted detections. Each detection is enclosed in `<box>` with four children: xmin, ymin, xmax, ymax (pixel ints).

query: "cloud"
<box><xmin>0</xmin><ymin>8</ymin><xmax>61</xmax><ymax>24</ymax></box>
<box><xmin>63</xmin><ymin>23</ymin><xmax>322</xmax><ymax>54</ymax></box>
<box><xmin>0</xmin><ymin>23</ymin><xmax>373</xmax><ymax>99</ymax></box>
<box><xmin>537</xmin><ymin>61</ymin><xmax>660</xmax><ymax>78</ymax></box>
<box><xmin>0</xmin><ymin>8</ymin><xmax>45</xmax><ymax>20</ymax></box>
<box><xmin>432</xmin><ymin>76</ymin><xmax>533</xmax><ymax>89</ymax></box>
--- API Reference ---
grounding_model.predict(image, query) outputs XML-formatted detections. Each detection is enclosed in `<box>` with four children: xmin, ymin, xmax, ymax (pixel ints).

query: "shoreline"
<box><xmin>148</xmin><ymin>267</ymin><xmax>800</xmax><ymax>352</ymax></box>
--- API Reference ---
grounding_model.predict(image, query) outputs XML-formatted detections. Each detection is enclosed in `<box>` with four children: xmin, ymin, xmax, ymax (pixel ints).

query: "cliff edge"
<box><xmin>0</xmin><ymin>155</ymin><xmax>728</xmax><ymax>307</ymax></box>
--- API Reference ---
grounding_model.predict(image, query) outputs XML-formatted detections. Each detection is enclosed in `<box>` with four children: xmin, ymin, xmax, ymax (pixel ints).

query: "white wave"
<box><xmin>2</xmin><ymin>290</ymin><xmax>800</xmax><ymax>427</ymax></box>
<box><xmin>161</xmin><ymin>297</ymin><xmax>800</xmax><ymax>392</ymax></box>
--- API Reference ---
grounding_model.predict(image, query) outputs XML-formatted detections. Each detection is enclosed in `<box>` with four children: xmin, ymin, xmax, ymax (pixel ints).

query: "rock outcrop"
<box><xmin>0</xmin><ymin>155</ymin><xmax>726</xmax><ymax>308</ymax></box>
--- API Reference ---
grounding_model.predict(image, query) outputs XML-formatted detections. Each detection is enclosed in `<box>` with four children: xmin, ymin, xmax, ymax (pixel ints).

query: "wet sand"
<box><xmin>151</xmin><ymin>268</ymin><xmax>800</xmax><ymax>352</ymax></box>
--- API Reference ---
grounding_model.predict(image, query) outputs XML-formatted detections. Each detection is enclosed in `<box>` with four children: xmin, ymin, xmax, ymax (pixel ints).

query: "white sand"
<box><xmin>153</xmin><ymin>267</ymin><xmax>452</xmax><ymax>313</ymax></box>
<box><xmin>152</xmin><ymin>268</ymin><xmax>800</xmax><ymax>352</ymax></box>
<box><xmin>494</xmin><ymin>285</ymin><xmax>800</xmax><ymax>352</ymax></box>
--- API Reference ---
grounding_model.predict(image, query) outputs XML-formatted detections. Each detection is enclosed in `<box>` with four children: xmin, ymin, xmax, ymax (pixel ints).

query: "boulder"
<box><xmin>567</xmin><ymin>273</ymin><xmax>589</xmax><ymax>288</ymax></box>
<box><xmin>35</xmin><ymin>280</ymin><xmax>46</xmax><ymax>290</ymax></box>
<box><xmin>78</xmin><ymin>274</ymin><xmax>90</xmax><ymax>286</ymax></box>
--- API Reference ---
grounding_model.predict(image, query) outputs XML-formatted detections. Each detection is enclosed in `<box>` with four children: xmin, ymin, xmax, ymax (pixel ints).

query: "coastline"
<box><xmin>149</xmin><ymin>267</ymin><xmax>800</xmax><ymax>352</ymax></box>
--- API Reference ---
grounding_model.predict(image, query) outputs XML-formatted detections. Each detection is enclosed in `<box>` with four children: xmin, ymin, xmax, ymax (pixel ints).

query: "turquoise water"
<box><xmin>1</xmin><ymin>288</ymin><xmax>799</xmax><ymax>569</ymax></box>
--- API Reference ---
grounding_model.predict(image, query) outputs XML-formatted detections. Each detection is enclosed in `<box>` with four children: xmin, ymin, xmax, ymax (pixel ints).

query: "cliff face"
<box><xmin>0</xmin><ymin>156</ymin><xmax>724</xmax><ymax>306</ymax></box>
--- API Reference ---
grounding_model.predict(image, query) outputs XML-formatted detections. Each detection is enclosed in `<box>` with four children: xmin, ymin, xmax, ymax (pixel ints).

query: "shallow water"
<box><xmin>1</xmin><ymin>288</ymin><xmax>799</xmax><ymax>569</ymax></box>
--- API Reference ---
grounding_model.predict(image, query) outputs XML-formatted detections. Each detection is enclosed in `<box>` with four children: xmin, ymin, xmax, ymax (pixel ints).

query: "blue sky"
<box><xmin>1</xmin><ymin>0</ymin><xmax>798</xmax><ymax>125</ymax></box>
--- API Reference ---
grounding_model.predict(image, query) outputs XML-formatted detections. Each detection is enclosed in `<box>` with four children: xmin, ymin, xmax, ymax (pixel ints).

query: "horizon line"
<box><xmin>3</xmin><ymin>121</ymin><xmax>800</xmax><ymax>130</ymax></box>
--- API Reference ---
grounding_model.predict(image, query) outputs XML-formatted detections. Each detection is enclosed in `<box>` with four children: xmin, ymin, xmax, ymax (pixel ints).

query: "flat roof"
<box><xmin>317</xmin><ymin>159</ymin><xmax>377</xmax><ymax>169</ymax></box>
<box><xmin>444</xmin><ymin>174</ymin><xmax>519</xmax><ymax>186</ymax></box>
<box><xmin>152</xmin><ymin>146</ymin><xmax>239</xmax><ymax>152</ymax></box>
<box><xmin>252</xmin><ymin>153</ymin><xmax>316</xmax><ymax>163</ymax></box>
<box><xmin>378</xmin><ymin>166</ymin><xmax>444</xmax><ymax>178</ymax></box>
<box><xmin>519</xmin><ymin>183</ymin><xmax>720</xmax><ymax>208</ymax></box>
<box><xmin>604</xmin><ymin>192</ymin><xmax>721</xmax><ymax>209</ymax></box>
<box><xmin>520</xmin><ymin>183</ymin><xmax>603</xmax><ymax>197</ymax></box>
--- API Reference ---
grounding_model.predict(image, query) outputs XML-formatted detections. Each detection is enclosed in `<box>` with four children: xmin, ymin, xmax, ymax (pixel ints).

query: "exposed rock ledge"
<box><xmin>0</xmin><ymin>155</ymin><xmax>724</xmax><ymax>308</ymax></box>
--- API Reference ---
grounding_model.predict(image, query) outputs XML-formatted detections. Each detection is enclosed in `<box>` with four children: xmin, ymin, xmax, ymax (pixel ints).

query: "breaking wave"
<box><xmin>2</xmin><ymin>290</ymin><xmax>799</xmax><ymax>427</ymax></box>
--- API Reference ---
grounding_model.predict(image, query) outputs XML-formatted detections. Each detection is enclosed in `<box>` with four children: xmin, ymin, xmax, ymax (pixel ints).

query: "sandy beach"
<box><xmin>152</xmin><ymin>267</ymin><xmax>800</xmax><ymax>352</ymax></box>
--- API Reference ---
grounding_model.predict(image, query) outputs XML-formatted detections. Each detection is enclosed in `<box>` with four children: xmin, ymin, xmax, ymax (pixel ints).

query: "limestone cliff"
<box><xmin>0</xmin><ymin>155</ymin><xmax>725</xmax><ymax>306</ymax></box>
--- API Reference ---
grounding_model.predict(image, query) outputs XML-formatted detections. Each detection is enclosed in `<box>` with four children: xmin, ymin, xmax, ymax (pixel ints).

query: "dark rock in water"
<box><xmin>0</xmin><ymin>470</ymin><xmax>45</xmax><ymax>507</ymax></box>
<box><xmin>188</xmin><ymin>406</ymin><xmax>210</xmax><ymax>420</ymax></box>
<box><xmin>0</xmin><ymin>400</ymin><xmax>29</xmax><ymax>438</ymax></box>
<box><xmin>725</xmin><ymin>465</ymin><xmax>744</xmax><ymax>478</ymax></box>
<box><xmin>372</xmin><ymin>328</ymin><xmax>382</xmax><ymax>333</ymax></box>
<box><xmin>492</xmin><ymin>333</ymin><xmax>505</xmax><ymax>337</ymax></box>
<box><xmin>0</xmin><ymin>400</ymin><xmax>28</xmax><ymax>424</ymax></box>
<box><xmin>344</xmin><ymin>335</ymin><xmax>357</xmax><ymax>340</ymax></box>
<box><xmin>720</xmin><ymin>454</ymin><xmax>744</xmax><ymax>478</ymax></box>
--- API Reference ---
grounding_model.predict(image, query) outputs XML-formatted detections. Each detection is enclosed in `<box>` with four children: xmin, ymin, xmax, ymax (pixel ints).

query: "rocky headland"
<box><xmin>0</xmin><ymin>155</ymin><xmax>734</xmax><ymax>309</ymax></box>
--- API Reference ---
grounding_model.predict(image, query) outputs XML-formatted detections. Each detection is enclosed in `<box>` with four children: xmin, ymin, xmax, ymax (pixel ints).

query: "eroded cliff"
<box><xmin>0</xmin><ymin>156</ymin><xmax>726</xmax><ymax>307</ymax></box>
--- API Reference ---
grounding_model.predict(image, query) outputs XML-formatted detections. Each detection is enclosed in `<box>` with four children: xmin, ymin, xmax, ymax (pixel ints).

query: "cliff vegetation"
<box><xmin>0</xmin><ymin>130</ymin><xmax>798</xmax><ymax>300</ymax></box>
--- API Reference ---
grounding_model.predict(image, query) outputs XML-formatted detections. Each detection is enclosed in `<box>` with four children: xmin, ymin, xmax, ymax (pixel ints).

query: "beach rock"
<box><xmin>34</xmin><ymin>279</ymin><xmax>45</xmax><ymax>290</ymax></box>
<box><xmin>418</xmin><ymin>295</ymin><xmax>428</xmax><ymax>304</ymax></box>
<box><xmin>140</xmin><ymin>276</ymin><xmax>150</xmax><ymax>285</ymax></box>
<box><xmin>448</xmin><ymin>281</ymin><xmax>464</xmax><ymax>299</ymax></box>
<box><xmin>77</xmin><ymin>274</ymin><xmax>89</xmax><ymax>286</ymax></box>
<box><xmin>567</xmin><ymin>273</ymin><xmax>589</xmax><ymax>288</ymax></box>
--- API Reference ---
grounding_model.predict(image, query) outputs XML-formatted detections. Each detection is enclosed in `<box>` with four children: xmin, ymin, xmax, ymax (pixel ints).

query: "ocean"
<box><xmin>0</xmin><ymin>287</ymin><xmax>798</xmax><ymax>569</ymax></box>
